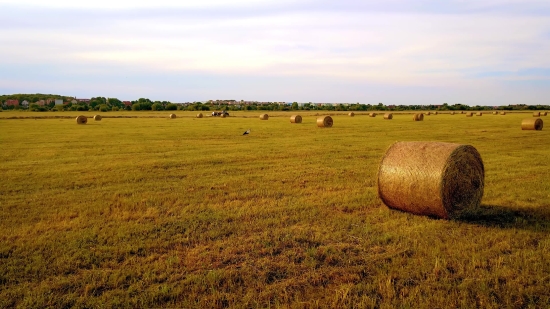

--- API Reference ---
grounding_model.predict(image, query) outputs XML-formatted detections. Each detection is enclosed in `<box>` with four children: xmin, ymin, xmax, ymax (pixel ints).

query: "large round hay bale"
<box><xmin>260</xmin><ymin>114</ymin><xmax>269</xmax><ymax>120</ymax></box>
<box><xmin>533</xmin><ymin>112</ymin><xmax>540</xmax><ymax>117</ymax></box>
<box><xmin>76</xmin><ymin>115</ymin><xmax>87</xmax><ymax>124</ymax></box>
<box><xmin>412</xmin><ymin>113</ymin><xmax>424</xmax><ymax>121</ymax></box>
<box><xmin>466</xmin><ymin>112</ymin><xmax>473</xmax><ymax>117</ymax></box>
<box><xmin>93</xmin><ymin>115</ymin><xmax>102</xmax><ymax>121</ymax></box>
<box><xmin>197</xmin><ymin>113</ymin><xmax>203</xmax><ymax>118</ymax></box>
<box><xmin>542</xmin><ymin>112</ymin><xmax>547</xmax><ymax>116</ymax></box>
<box><xmin>476</xmin><ymin>112</ymin><xmax>482</xmax><ymax>116</ymax></box>
<box><xmin>500</xmin><ymin>112</ymin><xmax>506</xmax><ymax>115</ymax></box>
<box><xmin>369</xmin><ymin>113</ymin><xmax>377</xmax><ymax>117</ymax></box>
<box><xmin>378</xmin><ymin>141</ymin><xmax>484</xmax><ymax>219</ymax></box>
<box><xmin>384</xmin><ymin>113</ymin><xmax>393</xmax><ymax>120</ymax></box>
<box><xmin>290</xmin><ymin>115</ymin><xmax>302</xmax><ymax>123</ymax></box>
<box><xmin>169</xmin><ymin>114</ymin><xmax>176</xmax><ymax>119</ymax></box>
<box><xmin>317</xmin><ymin>116</ymin><xmax>333</xmax><ymax>127</ymax></box>
<box><xmin>521</xmin><ymin>118</ymin><xmax>543</xmax><ymax>130</ymax></box>
<box><xmin>348</xmin><ymin>112</ymin><xmax>354</xmax><ymax>117</ymax></box>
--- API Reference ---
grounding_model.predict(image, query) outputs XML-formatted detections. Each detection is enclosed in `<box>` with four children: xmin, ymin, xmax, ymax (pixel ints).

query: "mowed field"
<box><xmin>1</xmin><ymin>111</ymin><xmax>549</xmax><ymax>308</ymax></box>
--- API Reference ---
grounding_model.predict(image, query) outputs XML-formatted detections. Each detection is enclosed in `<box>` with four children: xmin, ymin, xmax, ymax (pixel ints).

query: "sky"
<box><xmin>1</xmin><ymin>0</ymin><xmax>550</xmax><ymax>105</ymax></box>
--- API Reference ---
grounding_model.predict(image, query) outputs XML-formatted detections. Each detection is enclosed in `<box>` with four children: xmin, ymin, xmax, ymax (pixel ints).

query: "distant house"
<box><xmin>6</xmin><ymin>99</ymin><xmax>19</xmax><ymax>106</ymax></box>
<box><xmin>123</xmin><ymin>101</ymin><xmax>132</xmax><ymax>107</ymax></box>
<box><xmin>21</xmin><ymin>100</ymin><xmax>29</xmax><ymax>107</ymax></box>
<box><xmin>71</xmin><ymin>99</ymin><xmax>77</xmax><ymax>104</ymax></box>
<box><xmin>55</xmin><ymin>99</ymin><xmax>63</xmax><ymax>105</ymax></box>
<box><xmin>36</xmin><ymin>100</ymin><xmax>46</xmax><ymax>106</ymax></box>
<box><xmin>77</xmin><ymin>99</ymin><xmax>91</xmax><ymax>104</ymax></box>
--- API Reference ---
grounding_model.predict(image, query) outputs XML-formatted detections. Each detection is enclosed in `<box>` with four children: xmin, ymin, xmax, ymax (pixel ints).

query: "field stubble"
<box><xmin>1</xmin><ymin>111</ymin><xmax>549</xmax><ymax>308</ymax></box>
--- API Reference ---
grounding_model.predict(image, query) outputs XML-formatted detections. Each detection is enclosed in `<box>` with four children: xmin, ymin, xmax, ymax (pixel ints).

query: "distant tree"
<box><xmin>291</xmin><ymin>102</ymin><xmax>299</xmax><ymax>110</ymax></box>
<box><xmin>165</xmin><ymin>103</ymin><xmax>177</xmax><ymax>110</ymax></box>
<box><xmin>151</xmin><ymin>103</ymin><xmax>164</xmax><ymax>111</ymax></box>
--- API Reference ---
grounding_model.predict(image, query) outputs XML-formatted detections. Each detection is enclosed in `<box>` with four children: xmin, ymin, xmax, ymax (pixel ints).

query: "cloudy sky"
<box><xmin>1</xmin><ymin>0</ymin><xmax>549</xmax><ymax>105</ymax></box>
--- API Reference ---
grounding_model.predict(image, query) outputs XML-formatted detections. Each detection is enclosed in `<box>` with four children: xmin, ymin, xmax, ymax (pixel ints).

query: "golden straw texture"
<box><xmin>384</xmin><ymin>113</ymin><xmax>393</xmax><ymax>120</ymax></box>
<box><xmin>378</xmin><ymin>141</ymin><xmax>484</xmax><ymax>219</ymax></box>
<box><xmin>521</xmin><ymin>118</ymin><xmax>543</xmax><ymax>130</ymax></box>
<box><xmin>290</xmin><ymin>115</ymin><xmax>302</xmax><ymax>123</ymax></box>
<box><xmin>317</xmin><ymin>116</ymin><xmax>333</xmax><ymax>127</ymax></box>
<box><xmin>260</xmin><ymin>114</ymin><xmax>269</xmax><ymax>120</ymax></box>
<box><xmin>76</xmin><ymin>115</ymin><xmax>87</xmax><ymax>125</ymax></box>
<box><xmin>93</xmin><ymin>115</ymin><xmax>102</xmax><ymax>121</ymax></box>
<box><xmin>412</xmin><ymin>114</ymin><xmax>424</xmax><ymax>121</ymax></box>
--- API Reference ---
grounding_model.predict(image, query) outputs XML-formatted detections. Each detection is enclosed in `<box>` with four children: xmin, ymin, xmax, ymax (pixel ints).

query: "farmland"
<box><xmin>1</xmin><ymin>111</ymin><xmax>549</xmax><ymax>308</ymax></box>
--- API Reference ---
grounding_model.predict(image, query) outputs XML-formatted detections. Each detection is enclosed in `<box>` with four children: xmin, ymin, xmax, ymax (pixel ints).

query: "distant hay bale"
<box><xmin>460</xmin><ymin>111</ymin><xmax>465</xmax><ymax>114</ymax></box>
<box><xmin>93</xmin><ymin>115</ymin><xmax>102</xmax><ymax>121</ymax></box>
<box><xmin>317</xmin><ymin>116</ymin><xmax>333</xmax><ymax>127</ymax></box>
<box><xmin>369</xmin><ymin>113</ymin><xmax>377</xmax><ymax>117</ymax></box>
<box><xmin>542</xmin><ymin>112</ymin><xmax>547</xmax><ymax>116</ymax></box>
<box><xmin>492</xmin><ymin>111</ymin><xmax>498</xmax><ymax>115</ymax></box>
<box><xmin>260</xmin><ymin>114</ymin><xmax>269</xmax><ymax>120</ymax></box>
<box><xmin>384</xmin><ymin>113</ymin><xmax>393</xmax><ymax>120</ymax></box>
<box><xmin>348</xmin><ymin>112</ymin><xmax>355</xmax><ymax>117</ymax></box>
<box><xmin>476</xmin><ymin>112</ymin><xmax>482</xmax><ymax>116</ymax></box>
<box><xmin>521</xmin><ymin>118</ymin><xmax>543</xmax><ymax>131</ymax></box>
<box><xmin>533</xmin><ymin>112</ymin><xmax>540</xmax><ymax>117</ymax></box>
<box><xmin>412</xmin><ymin>113</ymin><xmax>424</xmax><ymax>121</ymax></box>
<box><xmin>433</xmin><ymin>111</ymin><xmax>438</xmax><ymax>115</ymax></box>
<box><xmin>290</xmin><ymin>115</ymin><xmax>302</xmax><ymax>123</ymax></box>
<box><xmin>466</xmin><ymin>112</ymin><xmax>473</xmax><ymax>117</ymax></box>
<box><xmin>197</xmin><ymin>113</ymin><xmax>203</xmax><ymax>118</ymax></box>
<box><xmin>76</xmin><ymin>115</ymin><xmax>87</xmax><ymax>124</ymax></box>
<box><xmin>425</xmin><ymin>112</ymin><xmax>431</xmax><ymax>115</ymax></box>
<box><xmin>378</xmin><ymin>141</ymin><xmax>484</xmax><ymax>219</ymax></box>
<box><xmin>450</xmin><ymin>111</ymin><xmax>455</xmax><ymax>115</ymax></box>
<box><xmin>221</xmin><ymin>113</ymin><xmax>227</xmax><ymax>118</ymax></box>
<box><xmin>500</xmin><ymin>112</ymin><xmax>506</xmax><ymax>115</ymax></box>
<box><xmin>169</xmin><ymin>114</ymin><xmax>176</xmax><ymax>119</ymax></box>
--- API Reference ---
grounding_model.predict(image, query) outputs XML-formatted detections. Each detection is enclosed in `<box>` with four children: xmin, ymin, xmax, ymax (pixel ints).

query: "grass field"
<box><xmin>1</xmin><ymin>111</ymin><xmax>549</xmax><ymax>308</ymax></box>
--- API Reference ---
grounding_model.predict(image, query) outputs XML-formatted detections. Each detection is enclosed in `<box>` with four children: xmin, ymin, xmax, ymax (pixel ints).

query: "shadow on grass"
<box><xmin>457</xmin><ymin>204</ymin><xmax>550</xmax><ymax>232</ymax></box>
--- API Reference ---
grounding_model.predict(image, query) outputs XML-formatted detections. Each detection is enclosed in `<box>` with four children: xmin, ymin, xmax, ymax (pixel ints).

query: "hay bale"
<box><xmin>492</xmin><ymin>111</ymin><xmax>498</xmax><ymax>115</ymax></box>
<box><xmin>197</xmin><ymin>113</ymin><xmax>203</xmax><ymax>118</ymax></box>
<box><xmin>93</xmin><ymin>115</ymin><xmax>102</xmax><ymax>121</ymax></box>
<box><xmin>169</xmin><ymin>114</ymin><xmax>176</xmax><ymax>119</ymax></box>
<box><xmin>260</xmin><ymin>114</ymin><xmax>269</xmax><ymax>120</ymax></box>
<box><xmin>348</xmin><ymin>112</ymin><xmax>355</xmax><ymax>117</ymax></box>
<box><xmin>466</xmin><ymin>112</ymin><xmax>473</xmax><ymax>117</ymax></box>
<box><xmin>317</xmin><ymin>116</ymin><xmax>333</xmax><ymax>127</ymax></box>
<box><xmin>533</xmin><ymin>112</ymin><xmax>540</xmax><ymax>117</ymax></box>
<box><xmin>461</xmin><ymin>111</ymin><xmax>465</xmax><ymax>114</ymax></box>
<box><xmin>290</xmin><ymin>115</ymin><xmax>302</xmax><ymax>123</ymax></box>
<box><xmin>377</xmin><ymin>141</ymin><xmax>484</xmax><ymax>219</ymax></box>
<box><xmin>425</xmin><ymin>112</ymin><xmax>431</xmax><ymax>115</ymax></box>
<box><xmin>369</xmin><ymin>113</ymin><xmax>377</xmax><ymax>117</ymax></box>
<box><xmin>384</xmin><ymin>113</ymin><xmax>393</xmax><ymax>120</ymax></box>
<box><xmin>476</xmin><ymin>112</ymin><xmax>482</xmax><ymax>116</ymax></box>
<box><xmin>500</xmin><ymin>112</ymin><xmax>506</xmax><ymax>115</ymax></box>
<box><xmin>450</xmin><ymin>111</ymin><xmax>455</xmax><ymax>115</ymax></box>
<box><xmin>412</xmin><ymin>113</ymin><xmax>424</xmax><ymax>121</ymax></box>
<box><xmin>433</xmin><ymin>111</ymin><xmax>438</xmax><ymax>115</ymax></box>
<box><xmin>221</xmin><ymin>113</ymin><xmax>227</xmax><ymax>118</ymax></box>
<box><xmin>76</xmin><ymin>115</ymin><xmax>87</xmax><ymax>124</ymax></box>
<box><xmin>542</xmin><ymin>112</ymin><xmax>547</xmax><ymax>116</ymax></box>
<box><xmin>521</xmin><ymin>118</ymin><xmax>543</xmax><ymax>130</ymax></box>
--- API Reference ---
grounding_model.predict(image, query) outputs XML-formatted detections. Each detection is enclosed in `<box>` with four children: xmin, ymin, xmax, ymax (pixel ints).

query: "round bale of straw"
<box><xmin>317</xmin><ymin>116</ymin><xmax>333</xmax><ymax>127</ymax></box>
<box><xmin>433</xmin><ymin>111</ymin><xmax>438</xmax><ymax>115</ymax></box>
<box><xmin>493</xmin><ymin>111</ymin><xmax>498</xmax><ymax>115</ymax></box>
<box><xmin>260</xmin><ymin>114</ymin><xmax>269</xmax><ymax>120</ymax></box>
<box><xmin>93</xmin><ymin>115</ymin><xmax>102</xmax><ymax>121</ymax></box>
<box><xmin>412</xmin><ymin>113</ymin><xmax>424</xmax><ymax>121</ymax></box>
<box><xmin>460</xmin><ymin>111</ymin><xmax>465</xmax><ymax>114</ymax></box>
<box><xmin>450</xmin><ymin>111</ymin><xmax>455</xmax><ymax>115</ymax></box>
<box><xmin>466</xmin><ymin>112</ymin><xmax>473</xmax><ymax>117</ymax></box>
<box><xmin>425</xmin><ymin>112</ymin><xmax>431</xmax><ymax>115</ymax></box>
<box><xmin>348</xmin><ymin>112</ymin><xmax>355</xmax><ymax>117</ymax></box>
<box><xmin>76</xmin><ymin>115</ymin><xmax>87</xmax><ymax>124</ymax></box>
<box><xmin>369</xmin><ymin>113</ymin><xmax>377</xmax><ymax>117</ymax></box>
<box><xmin>221</xmin><ymin>113</ymin><xmax>227</xmax><ymax>118</ymax></box>
<box><xmin>533</xmin><ymin>112</ymin><xmax>540</xmax><ymax>117</ymax></box>
<box><xmin>169</xmin><ymin>114</ymin><xmax>176</xmax><ymax>119</ymax></box>
<box><xmin>290</xmin><ymin>115</ymin><xmax>302</xmax><ymax>123</ymax></box>
<box><xmin>476</xmin><ymin>112</ymin><xmax>483</xmax><ymax>116</ymax></box>
<box><xmin>384</xmin><ymin>113</ymin><xmax>393</xmax><ymax>120</ymax></box>
<box><xmin>378</xmin><ymin>141</ymin><xmax>484</xmax><ymax>219</ymax></box>
<box><xmin>197</xmin><ymin>113</ymin><xmax>203</xmax><ymax>118</ymax></box>
<box><xmin>542</xmin><ymin>112</ymin><xmax>547</xmax><ymax>116</ymax></box>
<box><xmin>521</xmin><ymin>118</ymin><xmax>543</xmax><ymax>131</ymax></box>
<box><xmin>500</xmin><ymin>112</ymin><xmax>506</xmax><ymax>115</ymax></box>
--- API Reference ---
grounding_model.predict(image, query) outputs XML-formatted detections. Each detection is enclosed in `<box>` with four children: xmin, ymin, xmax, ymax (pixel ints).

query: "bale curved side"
<box><xmin>290</xmin><ymin>115</ymin><xmax>302</xmax><ymax>123</ymax></box>
<box><xmin>412</xmin><ymin>113</ymin><xmax>424</xmax><ymax>121</ymax></box>
<box><xmin>369</xmin><ymin>113</ymin><xmax>377</xmax><ymax>117</ymax></box>
<box><xmin>476</xmin><ymin>112</ymin><xmax>482</xmax><ymax>116</ymax></box>
<box><xmin>466</xmin><ymin>112</ymin><xmax>473</xmax><ymax>117</ymax></box>
<box><xmin>197</xmin><ymin>113</ymin><xmax>203</xmax><ymax>118</ymax></box>
<box><xmin>384</xmin><ymin>113</ymin><xmax>393</xmax><ymax>120</ymax></box>
<box><xmin>533</xmin><ymin>112</ymin><xmax>540</xmax><ymax>117</ymax></box>
<box><xmin>493</xmin><ymin>111</ymin><xmax>498</xmax><ymax>115</ymax></box>
<box><xmin>425</xmin><ymin>112</ymin><xmax>431</xmax><ymax>115</ymax></box>
<box><xmin>521</xmin><ymin>118</ymin><xmax>543</xmax><ymax>130</ymax></box>
<box><xmin>317</xmin><ymin>116</ymin><xmax>333</xmax><ymax>127</ymax></box>
<box><xmin>377</xmin><ymin>141</ymin><xmax>484</xmax><ymax>219</ymax></box>
<box><xmin>260</xmin><ymin>114</ymin><xmax>269</xmax><ymax>120</ymax></box>
<box><xmin>93</xmin><ymin>115</ymin><xmax>102</xmax><ymax>121</ymax></box>
<box><xmin>169</xmin><ymin>114</ymin><xmax>176</xmax><ymax>119</ymax></box>
<box><xmin>76</xmin><ymin>115</ymin><xmax>87</xmax><ymax>124</ymax></box>
<box><xmin>348</xmin><ymin>112</ymin><xmax>355</xmax><ymax>117</ymax></box>
<box><xmin>542</xmin><ymin>112</ymin><xmax>548</xmax><ymax>116</ymax></box>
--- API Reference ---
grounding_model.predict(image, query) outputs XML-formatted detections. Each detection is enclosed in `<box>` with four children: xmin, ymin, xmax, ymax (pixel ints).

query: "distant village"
<box><xmin>1</xmin><ymin>94</ymin><xmax>548</xmax><ymax>112</ymax></box>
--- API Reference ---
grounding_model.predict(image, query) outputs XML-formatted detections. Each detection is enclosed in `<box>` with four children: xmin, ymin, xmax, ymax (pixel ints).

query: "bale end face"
<box><xmin>76</xmin><ymin>115</ymin><xmax>87</xmax><ymax>124</ymax></box>
<box><xmin>317</xmin><ymin>116</ymin><xmax>333</xmax><ymax>127</ymax></box>
<box><xmin>290</xmin><ymin>115</ymin><xmax>302</xmax><ymax>123</ymax></box>
<box><xmin>378</xmin><ymin>141</ymin><xmax>484</xmax><ymax>219</ymax></box>
<box><xmin>521</xmin><ymin>118</ymin><xmax>543</xmax><ymax>130</ymax></box>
